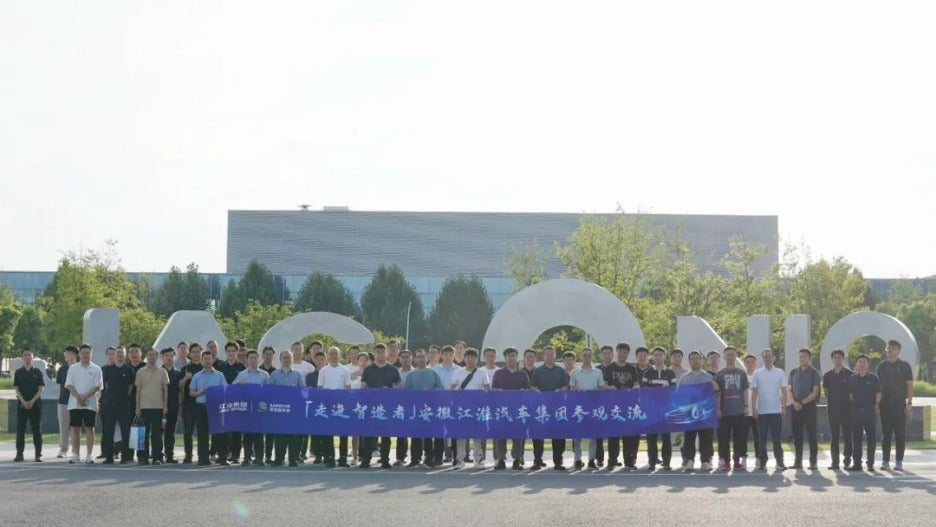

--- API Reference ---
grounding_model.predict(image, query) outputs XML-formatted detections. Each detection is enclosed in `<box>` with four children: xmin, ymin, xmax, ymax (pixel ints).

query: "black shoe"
<box><xmin>34</xmin><ymin>457</ymin><xmax>42</xmax><ymax>462</ymax></box>
<box><xmin>574</xmin><ymin>460</ymin><xmax>584</xmax><ymax>470</ymax></box>
<box><xmin>359</xmin><ymin>462</ymin><xmax>370</xmax><ymax>469</ymax></box>
<box><xmin>512</xmin><ymin>460</ymin><xmax>523</xmax><ymax>471</ymax></box>
<box><xmin>393</xmin><ymin>460</ymin><xmax>404</xmax><ymax>467</ymax></box>
<box><xmin>792</xmin><ymin>463</ymin><xmax>803</xmax><ymax>470</ymax></box>
<box><xmin>96</xmin><ymin>454</ymin><xmax>106</xmax><ymax>460</ymax></box>
<box><xmin>119</xmin><ymin>459</ymin><xmax>130</xmax><ymax>465</ymax></box>
<box><xmin>253</xmin><ymin>460</ymin><xmax>265</xmax><ymax>467</ymax></box>
<box><xmin>494</xmin><ymin>460</ymin><xmax>506</xmax><ymax>470</ymax></box>
<box><xmin>866</xmin><ymin>464</ymin><xmax>875</xmax><ymax>472</ymax></box>
<box><xmin>554</xmin><ymin>465</ymin><xmax>567</xmax><ymax>471</ymax></box>
<box><xmin>406</xmin><ymin>460</ymin><xmax>420</xmax><ymax>468</ymax></box>
<box><xmin>808</xmin><ymin>464</ymin><xmax>818</xmax><ymax>471</ymax></box>
<box><xmin>240</xmin><ymin>460</ymin><xmax>250</xmax><ymax>467</ymax></box>
<box><xmin>662</xmin><ymin>464</ymin><xmax>672</xmax><ymax>471</ymax></box>
<box><xmin>337</xmin><ymin>460</ymin><xmax>349</xmax><ymax>468</ymax></box>
<box><xmin>230</xmin><ymin>458</ymin><xmax>240</xmax><ymax>464</ymax></box>
<box><xmin>325</xmin><ymin>460</ymin><xmax>336</xmax><ymax>468</ymax></box>
<box><xmin>182</xmin><ymin>457</ymin><xmax>192</xmax><ymax>464</ymax></box>
<box><xmin>13</xmin><ymin>456</ymin><xmax>24</xmax><ymax>462</ymax></box>
<box><xmin>775</xmin><ymin>464</ymin><xmax>788</xmax><ymax>471</ymax></box>
<box><xmin>829</xmin><ymin>464</ymin><xmax>840</xmax><ymax>470</ymax></box>
<box><xmin>153</xmin><ymin>460</ymin><xmax>163</xmax><ymax>466</ymax></box>
<box><xmin>103</xmin><ymin>458</ymin><xmax>115</xmax><ymax>465</ymax></box>
<box><xmin>845</xmin><ymin>464</ymin><xmax>862</xmax><ymax>471</ymax></box>
<box><xmin>587</xmin><ymin>461</ymin><xmax>598</xmax><ymax>469</ymax></box>
<box><xmin>380</xmin><ymin>462</ymin><xmax>392</xmax><ymax>469</ymax></box>
<box><xmin>138</xmin><ymin>460</ymin><xmax>151</xmax><ymax>466</ymax></box>
<box><xmin>165</xmin><ymin>458</ymin><xmax>179</xmax><ymax>464</ymax></box>
<box><xmin>443</xmin><ymin>456</ymin><xmax>452</xmax><ymax>463</ymax></box>
<box><xmin>288</xmin><ymin>462</ymin><xmax>298</xmax><ymax>467</ymax></box>
<box><xmin>269</xmin><ymin>461</ymin><xmax>284</xmax><ymax>467</ymax></box>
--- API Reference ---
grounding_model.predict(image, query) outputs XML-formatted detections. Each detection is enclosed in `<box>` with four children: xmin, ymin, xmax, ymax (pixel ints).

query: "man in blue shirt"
<box><xmin>405</xmin><ymin>349</ymin><xmax>445</xmax><ymax>467</ymax></box>
<box><xmin>234</xmin><ymin>349</ymin><xmax>270</xmax><ymax>466</ymax></box>
<box><xmin>270</xmin><ymin>350</ymin><xmax>305</xmax><ymax>467</ymax></box>
<box><xmin>189</xmin><ymin>352</ymin><xmax>228</xmax><ymax>466</ymax></box>
<box><xmin>531</xmin><ymin>346</ymin><xmax>570</xmax><ymax>471</ymax></box>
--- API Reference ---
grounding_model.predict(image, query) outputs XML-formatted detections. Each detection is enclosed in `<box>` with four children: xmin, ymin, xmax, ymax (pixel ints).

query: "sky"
<box><xmin>1</xmin><ymin>1</ymin><xmax>934</xmax><ymax>278</ymax></box>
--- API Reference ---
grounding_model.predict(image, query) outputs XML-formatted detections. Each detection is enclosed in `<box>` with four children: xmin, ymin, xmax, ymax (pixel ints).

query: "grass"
<box><xmin>0</xmin><ymin>378</ymin><xmax>12</xmax><ymax>390</ymax></box>
<box><xmin>913</xmin><ymin>380</ymin><xmax>936</xmax><ymax>397</ymax></box>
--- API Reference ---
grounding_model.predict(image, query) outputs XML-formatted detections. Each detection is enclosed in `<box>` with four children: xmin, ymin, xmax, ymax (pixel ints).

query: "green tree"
<box><xmin>217</xmin><ymin>260</ymin><xmax>289</xmax><ymax>318</ymax></box>
<box><xmin>149</xmin><ymin>263</ymin><xmax>210</xmax><ymax>316</ymax></box>
<box><xmin>0</xmin><ymin>285</ymin><xmax>23</xmax><ymax>357</ymax></box>
<box><xmin>219</xmin><ymin>300</ymin><xmax>295</xmax><ymax>350</ymax></box>
<box><xmin>38</xmin><ymin>241</ymin><xmax>140</xmax><ymax>353</ymax></box>
<box><xmin>361</xmin><ymin>265</ymin><xmax>426</xmax><ymax>345</ymax></box>
<box><xmin>120</xmin><ymin>308</ymin><xmax>166</xmax><ymax>349</ymax></box>
<box><xmin>506</xmin><ymin>240</ymin><xmax>549</xmax><ymax>292</ymax></box>
<box><xmin>878</xmin><ymin>288</ymin><xmax>936</xmax><ymax>378</ymax></box>
<box><xmin>12</xmin><ymin>303</ymin><xmax>47</xmax><ymax>356</ymax></box>
<box><xmin>427</xmin><ymin>275</ymin><xmax>494</xmax><ymax>348</ymax></box>
<box><xmin>785</xmin><ymin>254</ymin><xmax>869</xmax><ymax>348</ymax></box>
<box><xmin>294</xmin><ymin>272</ymin><xmax>360</xmax><ymax>318</ymax></box>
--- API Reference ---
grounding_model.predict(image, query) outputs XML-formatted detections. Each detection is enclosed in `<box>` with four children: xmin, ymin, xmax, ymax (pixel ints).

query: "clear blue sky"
<box><xmin>1</xmin><ymin>1</ymin><xmax>934</xmax><ymax>277</ymax></box>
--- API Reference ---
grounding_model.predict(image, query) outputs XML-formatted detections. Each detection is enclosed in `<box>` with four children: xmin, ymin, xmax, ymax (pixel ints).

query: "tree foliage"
<box><xmin>427</xmin><ymin>275</ymin><xmax>494</xmax><ymax>348</ymax></box>
<box><xmin>506</xmin><ymin>240</ymin><xmax>549</xmax><ymax>292</ymax></box>
<box><xmin>217</xmin><ymin>260</ymin><xmax>290</xmax><ymax>318</ymax></box>
<box><xmin>294</xmin><ymin>271</ymin><xmax>360</xmax><ymax>318</ymax></box>
<box><xmin>149</xmin><ymin>263</ymin><xmax>210</xmax><ymax>317</ymax></box>
<box><xmin>12</xmin><ymin>303</ymin><xmax>47</xmax><ymax>357</ymax></box>
<box><xmin>219</xmin><ymin>300</ymin><xmax>295</xmax><ymax>350</ymax></box>
<box><xmin>0</xmin><ymin>285</ymin><xmax>23</xmax><ymax>357</ymax></box>
<box><xmin>361</xmin><ymin>265</ymin><xmax>426</xmax><ymax>345</ymax></box>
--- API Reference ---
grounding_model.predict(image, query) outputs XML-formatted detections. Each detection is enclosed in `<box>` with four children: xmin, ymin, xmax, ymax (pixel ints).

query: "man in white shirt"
<box><xmin>751</xmin><ymin>349</ymin><xmax>788</xmax><ymax>471</ymax></box>
<box><xmin>474</xmin><ymin>347</ymin><xmax>500</xmax><ymax>463</ymax></box>
<box><xmin>570</xmin><ymin>348</ymin><xmax>606</xmax><ymax>469</ymax></box>
<box><xmin>345</xmin><ymin>346</ymin><xmax>361</xmax><ymax>373</ymax></box>
<box><xmin>64</xmin><ymin>344</ymin><xmax>103</xmax><ymax>464</ymax></box>
<box><xmin>318</xmin><ymin>346</ymin><xmax>351</xmax><ymax>467</ymax></box>
<box><xmin>451</xmin><ymin>348</ymin><xmax>490</xmax><ymax>468</ymax></box>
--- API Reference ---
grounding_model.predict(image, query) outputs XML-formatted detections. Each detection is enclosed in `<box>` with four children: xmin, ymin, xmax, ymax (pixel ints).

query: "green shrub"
<box><xmin>913</xmin><ymin>380</ymin><xmax>936</xmax><ymax>397</ymax></box>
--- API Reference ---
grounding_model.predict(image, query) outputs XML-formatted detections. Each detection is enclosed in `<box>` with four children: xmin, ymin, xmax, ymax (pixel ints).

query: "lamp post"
<box><xmin>405</xmin><ymin>302</ymin><xmax>412</xmax><ymax>347</ymax></box>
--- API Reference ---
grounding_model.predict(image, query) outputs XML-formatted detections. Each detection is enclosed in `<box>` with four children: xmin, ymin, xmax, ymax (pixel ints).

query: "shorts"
<box><xmin>70</xmin><ymin>409</ymin><xmax>97</xmax><ymax>428</ymax></box>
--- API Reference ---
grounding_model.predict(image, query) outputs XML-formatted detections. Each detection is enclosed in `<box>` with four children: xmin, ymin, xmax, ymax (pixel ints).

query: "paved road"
<box><xmin>2</xmin><ymin>454</ymin><xmax>934</xmax><ymax>527</ymax></box>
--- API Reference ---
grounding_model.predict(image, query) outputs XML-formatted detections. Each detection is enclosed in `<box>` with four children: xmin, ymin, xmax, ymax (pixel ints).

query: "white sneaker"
<box><xmin>350</xmin><ymin>458</ymin><xmax>358</xmax><ymax>466</ymax></box>
<box><xmin>700</xmin><ymin>462</ymin><xmax>713</xmax><ymax>471</ymax></box>
<box><xmin>474</xmin><ymin>460</ymin><xmax>485</xmax><ymax>469</ymax></box>
<box><xmin>69</xmin><ymin>453</ymin><xmax>80</xmax><ymax>464</ymax></box>
<box><xmin>452</xmin><ymin>461</ymin><xmax>464</xmax><ymax>469</ymax></box>
<box><xmin>84</xmin><ymin>455</ymin><xmax>94</xmax><ymax>464</ymax></box>
<box><xmin>683</xmin><ymin>460</ymin><xmax>695</xmax><ymax>471</ymax></box>
<box><xmin>57</xmin><ymin>450</ymin><xmax>67</xmax><ymax>459</ymax></box>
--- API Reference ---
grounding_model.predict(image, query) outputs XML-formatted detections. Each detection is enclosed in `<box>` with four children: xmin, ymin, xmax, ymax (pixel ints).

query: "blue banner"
<box><xmin>207</xmin><ymin>383</ymin><xmax>716</xmax><ymax>439</ymax></box>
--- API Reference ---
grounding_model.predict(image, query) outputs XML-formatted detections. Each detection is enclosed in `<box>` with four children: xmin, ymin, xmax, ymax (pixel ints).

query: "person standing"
<box><xmin>404</xmin><ymin>349</ymin><xmax>445</xmax><ymax>467</ymax></box>
<box><xmin>174</xmin><ymin>341</ymin><xmax>189</xmax><ymax>371</ymax></box>
<box><xmin>531</xmin><ymin>345</ymin><xmax>570</xmax><ymax>471</ymax></box>
<box><xmin>260</xmin><ymin>346</ymin><xmax>277</xmax><ymax>375</ymax></box>
<box><xmin>641</xmin><ymin>347</ymin><xmax>677</xmax><ymax>471</ymax></box>
<box><xmin>101</xmin><ymin>345</ymin><xmax>135</xmax><ymax>464</ymax></box>
<box><xmin>848</xmin><ymin>354</ymin><xmax>881</xmax><ymax>471</ymax></box>
<box><xmin>360</xmin><ymin>343</ymin><xmax>402</xmax><ymax>469</ymax></box>
<box><xmin>179</xmin><ymin>343</ymin><xmax>203</xmax><ymax>464</ymax></box>
<box><xmin>317</xmin><ymin>346</ymin><xmax>350</xmax><ymax>467</ymax></box>
<box><xmin>570</xmin><ymin>348</ymin><xmax>606</xmax><ymax>469</ymax></box>
<box><xmin>219</xmin><ymin>341</ymin><xmax>246</xmax><ymax>463</ymax></box>
<box><xmin>751</xmin><ymin>349</ymin><xmax>788</xmax><ymax>471</ymax></box>
<box><xmin>134</xmin><ymin>348</ymin><xmax>169</xmax><ymax>465</ymax></box>
<box><xmin>603</xmin><ymin>343</ymin><xmax>639</xmax><ymax>470</ymax></box>
<box><xmin>394</xmin><ymin>348</ymin><xmax>414</xmax><ymax>467</ymax></box>
<box><xmin>451</xmin><ymin>348</ymin><xmax>490</xmax><ymax>469</ymax></box>
<box><xmin>669</xmin><ymin>349</ymin><xmax>687</xmax><ymax>379</ymax></box>
<box><xmin>715</xmin><ymin>346</ymin><xmax>750</xmax><ymax>471</ymax></box>
<box><xmin>822</xmin><ymin>349</ymin><xmax>853</xmax><ymax>470</ymax></box>
<box><xmin>269</xmin><ymin>350</ymin><xmax>305</xmax><ymax>467</ymax></box>
<box><xmin>65</xmin><ymin>344</ymin><xmax>103</xmax><ymax>464</ymax></box>
<box><xmin>432</xmin><ymin>345</ymin><xmax>462</xmax><ymax>465</ymax></box>
<box><xmin>742</xmin><ymin>354</ymin><xmax>759</xmax><ymax>466</ymax></box>
<box><xmin>492</xmin><ymin>347</ymin><xmax>530</xmax><ymax>471</ymax></box>
<box><xmin>306</xmin><ymin>350</ymin><xmax>328</xmax><ymax>464</ymax></box>
<box><xmin>189</xmin><ymin>351</ymin><xmax>229</xmax><ymax>466</ymax></box>
<box><xmin>233</xmin><ymin>349</ymin><xmax>270</xmax><ymax>466</ymax></box>
<box><xmin>55</xmin><ymin>346</ymin><xmax>78</xmax><ymax>458</ymax></box>
<box><xmin>876</xmin><ymin>339</ymin><xmax>914</xmax><ymax>471</ymax></box>
<box><xmin>14</xmin><ymin>348</ymin><xmax>45</xmax><ymax>462</ymax></box>
<box><xmin>679</xmin><ymin>351</ymin><xmax>715</xmax><ymax>471</ymax></box>
<box><xmin>788</xmin><ymin>348</ymin><xmax>821</xmax><ymax>470</ymax></box>
<box><xmin>633</xmin><ymin>347</ymin><xmax>653</xmax><ymax>465</ymax></box>
<box><xmin>594</xmin><ymin>345</ymin><xmax>615</xmax><ymax>468</ymax></box>
<box><xmin>160</xmin><ymin>347</ymin><xmax>183</xmax><ymax>463</ymax></box>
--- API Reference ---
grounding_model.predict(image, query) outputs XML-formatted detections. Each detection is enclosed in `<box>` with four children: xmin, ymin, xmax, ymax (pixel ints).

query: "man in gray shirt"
<box><xmin>715</xmin><ymin>346</ymin><xmax>749</xmax><ymax>471</ymax></box>
<box><xmin>679</xmin><ymin>351</ymin><xmax>715</xmax><ymax>471</ymax></box>
<box><xmin>404</xmin><ymin>349</ymin><xmax>444</xmax><ymax>467</ymax></box>
<box><xmin>788</xmin><ymin>348</ymin><xmax>821</xmax><ymax>470</ymax></box>
<box><xmin>531</xmin><ymin>346</ymin><xmax>570</xmax><ymax>471</ymax></box>
<box><xmin>233</xmin><ymin>350</ymin><xmax>270</xmax><ymax>466</ymax></box>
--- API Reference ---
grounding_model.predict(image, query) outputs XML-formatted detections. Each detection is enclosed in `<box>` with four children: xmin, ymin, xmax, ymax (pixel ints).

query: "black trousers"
<box><xmin>744</xmin><ymin>416</ymin><xmax>758</xmax><ymax>458</ymax></box>
<box><xmin>828</xmin><ymin>405</ymin><xmax>852</xmax><ymax>467</ymax></box>
<box><xmin>140</xmin><ymin>409</ymin><xmax>164</xmax><ymax>462</ymax></box>
<box><xmin>880</xmin><ymin>401</ymin><xmax>907</xmax><ymax>463</ymax></box>
<box><xmin>101</xmin><ymin>404</ymin><xmax>132</xmax><ymax>461</ymax></box>
<box><xmin>182</xmin><ymin>401</ymin><xmax>198</xmax><ymax>460</ymax></box>
<box><xmin>532</xmin><ymin>439</ymin><xmax>566</xmax><ymax>466</ymax></box>
<box><xmin>595</xmin><ymin>438</ymin><xmax>605</xmax><ymax>464</ymax></box>
<box><xmin>606</xmin><ymin>436</ymin><xmax>639</xmax><ymax>467</ymax></box>
<box><xmin>396</xmin><ymin>436</ymin><xmax>409</xmax><ymax>462</ymax></box>
<box><xmin>310</xmin><ymin>435</ymin><xmax>331</xmax><ymax>461</ymax></box>
<box><xmin>162</xmin><ymin>408</ymin><xmax>179</xmax><ymax>460</ymax></box>
<box><xmin>852</xmin><ymin>406</ymin><xmax>877</xmax><ymax>466</ymax></box>
<box><xmin>684</xmin><ymin>428</ymin><xmax>714</xmax><ymax>463</ymax></box>
<box><xmin>242</xmin><ymin>433</ymin><xmax>264</xmax><ymax>462</ymax></box>
<box><xmin>361</xmin><ymin>436</ymin><xmax>391</xmax><ymax>465</ymax></box>
<box><xmin>412</xmin><ymin>437</ymin><xmax>444</xmax><ymax>464</ymax></box>
<box><xmin>717</xmin><ymin>414</ymin><xmax>748</xmax><ymax>463</ymax></box>
<box><xmin>792</xmin><ymin>403</ymin><xmax>818</xmax><ymax>465</ymax></box>
<box><xmin>265</xmin><ymin>434</ymin><xmax>275</xmax><ymax>461</ymax></box>
<box><xmin>228</xmin><ymin>432</ymin><xmax>242</xmax><ymax>460</ymax></box>
<box><xmin>16</xmin><ymin>404</ymin><xmax>42</xmax><ymax>458</ymax></box>
<box><xmin>275</xmin><ymin>434</ymin><xmax>300</xmax><ymax>464</ymax></box>
<box><xmin>646</xmin><ymin>433</ymin><xmax>672</xmax><ymax>466</ymax></box>
<box><xmin>195</xmin><ymin>404</ymin><xmax>228</xmax><ymax>463</ymax></box>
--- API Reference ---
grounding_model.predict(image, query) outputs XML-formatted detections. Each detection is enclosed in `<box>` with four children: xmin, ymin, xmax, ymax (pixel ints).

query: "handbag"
<box><xmin>129</xmin><ymin>415</ymin><xmax>146</xmax><ymax>452</ymax></box>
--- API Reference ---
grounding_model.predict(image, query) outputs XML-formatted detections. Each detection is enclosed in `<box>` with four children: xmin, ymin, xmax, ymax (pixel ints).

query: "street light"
<box><xmin>405</xmin><ymin>302</ymin><xmax>412</xmax><ymax>347</ymax></box>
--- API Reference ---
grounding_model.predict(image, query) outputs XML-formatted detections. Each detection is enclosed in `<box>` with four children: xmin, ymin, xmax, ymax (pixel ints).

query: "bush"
<box><xmin>913</xmin><ymin>380</ymin><xmax>936</xmax><ymax>397</ymax></box>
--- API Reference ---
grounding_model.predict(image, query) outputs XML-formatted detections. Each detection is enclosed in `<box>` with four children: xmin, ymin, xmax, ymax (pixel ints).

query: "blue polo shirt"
<box><xmin>190</xmin><ymin>369</ymin><xmax>227</xmax><ymax>403</ymax></box>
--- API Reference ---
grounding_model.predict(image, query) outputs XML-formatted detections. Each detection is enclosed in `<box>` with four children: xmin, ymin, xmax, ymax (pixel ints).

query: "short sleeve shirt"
<box><xmin>876</xmin><ymin>360</ymin><xmax>913</xmax><ymax>403</ymax></box>
<box><xmin>65</xmin><ymin>362</ymin><xmax>104</xmax><ymax>411</ymax></box>
<box><xmin>14</xmin><ymin>366</ymin><xmax>45</xmax><ymax>401</ymax></box>
<box><xmin>531</xmin><ymin>364</ymin><xmax>569</xmax><ymax>392</ymax></box>
<box><xmin>135</xmin><ymin>366</ymin><xmax>169</xmax><ymax>410</ymax></box>
<box><xmin>570</xmin><ymin>367</ymin><xmax>605</xmax><ymax>391</ymax></box>
<box><xmin>751</xmin><ymin>366</ymin><xmax>787</xmax><ymax>415</ymax></box>
<box><xmin>56</xmin><ymin>364</ymin><xmax>70</xmax><ymax>404</ymax></box>
<box><xmin>849</xmin><ymin>373</ymin><xmax>881</xmax><ymax>409</ymax></box>
<box><xmin>362</xmin><ymin>363</ymin><xmax>401</xmax><ymax>388</ymax></box>
<box><xmin>452</xmin><ymin>367</ymin><xmax>488</xmax><ymax>390</ymax></box>
<box><xmin>317</xmin><ymin>365</ymin><xmax>350</xmax><ymax>390</ymax></box>
<box><xmin>788</xmin><ymin>365</ymin><xmax>821</xmax><ymax>403</ymax></box>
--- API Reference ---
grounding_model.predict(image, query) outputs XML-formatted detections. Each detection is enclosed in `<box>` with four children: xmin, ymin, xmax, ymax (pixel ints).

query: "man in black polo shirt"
<box><xmin>847</xmin><ymin>355</ymin><xmax>881</xmax><ymax>471</ymax></box>
<box><xmin>160</xmin><ymin>347</ymin><xmax>183</xmax><ymax>463</ymax></box>
<box><xmin>531</xmin><ymin>346</ymin><xmax>570</xmax><ymax>471</ymax></box>
<box><xmin>14</xmin><ymin>348</ymin><xmax>45</xmax><ymax>462</ymax></box>
<box><xmin>101</xmin><ymin>346</ymin><xmax>136</xmax><ymax>464</ymax></box>
<box><xmin>593</xmin><ymin>345</ymin><xmax>614</xmax><ymax>468</ymax></box>
<box><xmin>603</xmin><ymin>342</ymin><xmax>639</xmax><ymax>470</ymax></box>
<box><xmin>822</xmin><ymin>349</ymin><xmax>853</xmax><ymax>470</ymax></box>
<box><xmin>219</xmin><ymin>341</ymin><xmax>246</xmax><ymax>463</ymax></box>
<box><xmin>876</xmin><ymin>339</ymin><xmax>914</xmax><ymax>471</ymax></box>
<box><xmin>641</xmin><ymin>347</ymin><xmax>677</xmax><ymax>471</ymax></box>
<box><xmin>788</xmin><ymin>348</ymin><xmax>821</xmax><ymax>470</ymax></box>
<box><xmin>359</xmin><ymin>343</ymin><xmax>402</xmax><ymax>469</ymax></box>
<box><xmin>259</xmin><ymin>346</ymin><xmax>276</xmax><ymax>463</ymax></box>
<box><xmin>179</xmin><ymin>343</ymin><xmax>204</xmax><ymax>463</ymax></box>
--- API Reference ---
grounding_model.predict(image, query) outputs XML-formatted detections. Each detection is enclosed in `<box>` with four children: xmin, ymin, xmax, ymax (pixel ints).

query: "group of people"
<box><xmin>12</xmin><ymin>337</ymin><xmax>915</xmax><ymax>473</ymax></box>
